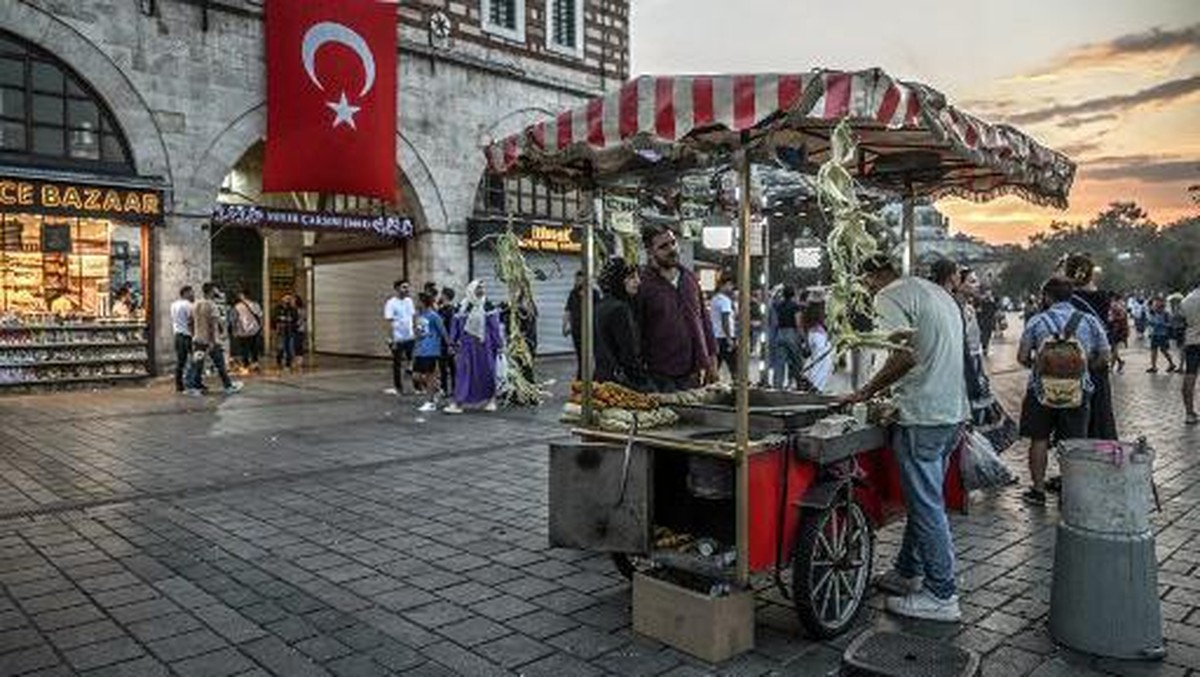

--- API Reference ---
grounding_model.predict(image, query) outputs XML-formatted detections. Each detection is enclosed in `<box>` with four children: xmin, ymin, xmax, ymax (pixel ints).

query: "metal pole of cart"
<box><xmin>901</xmin><ymin>179</ymin><xmax>916</xmax><ymax>276</ymax></box>
<box><xmin>734</xmin><ymin>150</ymin><xmax>753</xmax><ymax>587</ymax></box>
<box><xmin>581</xmin><ymin>191</ymin><xmax>599</xmax><ymax>426</ymax></box>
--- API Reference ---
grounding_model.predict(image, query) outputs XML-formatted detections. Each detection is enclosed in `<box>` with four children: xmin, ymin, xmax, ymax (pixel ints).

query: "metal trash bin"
<box><xmin>841</xmin><ymin>630</ymin><xmax>979</xmax><ymax>677</ymax></box>
<box><xmin>1049</xmin><ymin>438</ymin><xmax>1165</xmax><ymax>661</ymax></box>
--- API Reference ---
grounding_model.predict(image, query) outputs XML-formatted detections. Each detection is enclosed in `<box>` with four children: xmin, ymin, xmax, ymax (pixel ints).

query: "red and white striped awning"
<box><xmin>484</xmin><ymin>68</ymin><xmax>1075</xmax><ymax>208</ymax></box>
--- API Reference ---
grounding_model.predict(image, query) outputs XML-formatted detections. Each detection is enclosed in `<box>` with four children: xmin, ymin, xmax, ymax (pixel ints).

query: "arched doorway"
<box><xmin>214</xmin><ymin>142</ymin><xmax>424</xmax><ymax>362</ymax></box>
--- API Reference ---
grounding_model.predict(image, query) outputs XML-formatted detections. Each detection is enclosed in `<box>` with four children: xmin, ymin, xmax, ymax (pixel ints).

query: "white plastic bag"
<box><xmin>960</xmin><ymin>429</ymin><xmax>1015</xmax><ymax>491</ymax></box>
<box><xmin>494</xmin><ymin>353</ymin><xmax>508</xmax><ymax>390</ymax></box>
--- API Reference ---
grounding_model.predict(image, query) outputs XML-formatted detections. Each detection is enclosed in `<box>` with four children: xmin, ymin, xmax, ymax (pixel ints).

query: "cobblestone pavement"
<box><xmin>1</xmin><ymin>327</ymin><xmax>1197</xmax><ymax>677</ymax></box>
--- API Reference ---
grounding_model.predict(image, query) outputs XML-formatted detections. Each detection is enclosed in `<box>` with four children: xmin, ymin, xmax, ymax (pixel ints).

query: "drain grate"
<box><xmin>842</xmin><ymin>630</ymin><xmax>979</xmax><ymax>677</ymax></box>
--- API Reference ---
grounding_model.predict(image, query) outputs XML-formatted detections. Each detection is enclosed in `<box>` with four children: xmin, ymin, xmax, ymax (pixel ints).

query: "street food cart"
<box><xmin>484</xmin><ymin>68</ymin><xmax>1074</xmax><ymax>649</ymax></box>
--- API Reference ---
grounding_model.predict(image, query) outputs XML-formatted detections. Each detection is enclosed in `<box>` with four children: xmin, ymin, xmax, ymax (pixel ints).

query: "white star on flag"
<box><xmin>326</xmin><ymin>91</ymin><xmax>361</xmax><ymax>129</ymax></box>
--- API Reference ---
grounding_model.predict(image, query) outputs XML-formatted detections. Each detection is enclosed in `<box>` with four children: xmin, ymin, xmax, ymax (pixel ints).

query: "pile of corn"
<box><xmin>569</xmin><ymin>381</ymin><xmax>658</xmax><ymax>410</ymax></box>
<box><xmin>564</xmin><ymin>381</ymin><xmax>679</xmax><ymax>432</ymax></box>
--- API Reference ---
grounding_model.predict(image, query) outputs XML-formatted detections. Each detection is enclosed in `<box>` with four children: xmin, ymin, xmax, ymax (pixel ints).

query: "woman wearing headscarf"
<box><xmin>1060</xmin><ymin>253</ymin><xmax>1118</xmax><ymax>440</ymax></box>
<box><xmin>444</xmin><ymin>280</ymin><xmax>504</xmax><ymax>414</ymax></box>
<box><xmin>594</xmin><ymin>258</ymin><xmax>651</xmax><ymax>390</ymax></box>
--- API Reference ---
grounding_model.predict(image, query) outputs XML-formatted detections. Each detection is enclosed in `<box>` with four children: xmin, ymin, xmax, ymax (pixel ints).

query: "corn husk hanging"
<box><xmin>493</xmin><ymin>222</ymin><xmax>548</xmax><ymax>406</ymax></box>
<box><xmin>818</xmin><ymin>119</ymin><xmax>908</xmax><ymax>354</ymax></box>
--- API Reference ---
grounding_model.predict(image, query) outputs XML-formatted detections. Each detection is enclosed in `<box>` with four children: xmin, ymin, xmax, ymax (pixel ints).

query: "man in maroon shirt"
<box><xmin>635</xmin><ymin>224</ymin><xmax>718</xmax><ymax>391</ymax></box>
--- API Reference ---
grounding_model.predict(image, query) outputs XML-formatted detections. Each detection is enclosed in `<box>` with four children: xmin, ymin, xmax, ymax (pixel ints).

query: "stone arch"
<box><xmin>184</xmin><ymin>103</ymin><xmax>442</xmax><ymax>233</ymax></box>
<box><xmin>0</xmin><ymin>2</ymin><xmax>170</xmax><ymax>182</ymax></box>
<box><xmin>475</xmin><ymin>105</ymin><xmax>560</xmax><ymax>148</ymax></box>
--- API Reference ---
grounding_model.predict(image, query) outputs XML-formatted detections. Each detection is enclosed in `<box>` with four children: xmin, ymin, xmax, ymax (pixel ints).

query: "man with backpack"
<box><xmin>1017</xmin><ymin>277</ymin><xmax>1111</xmax><ymax>506</ymax></box>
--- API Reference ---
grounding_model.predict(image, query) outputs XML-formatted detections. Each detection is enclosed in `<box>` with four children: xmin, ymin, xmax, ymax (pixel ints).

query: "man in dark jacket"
<box><xmin>635</xmin><ymin>224</ymin><xmax>717</xmax><ymax>392</ymax></box>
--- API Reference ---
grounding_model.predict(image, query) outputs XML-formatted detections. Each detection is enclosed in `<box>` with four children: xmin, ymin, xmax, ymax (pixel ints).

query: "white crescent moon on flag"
<box><xmin>301</xmin><ymin>22</ymin><xmax>376</xmax><ymax>98</ymax></box>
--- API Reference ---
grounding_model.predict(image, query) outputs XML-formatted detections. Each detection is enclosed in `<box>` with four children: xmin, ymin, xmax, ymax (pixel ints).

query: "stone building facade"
<box><xmin>0</xmin><ymin>0</ymin><xmax>629</xmax><ymax>369</ymax></box>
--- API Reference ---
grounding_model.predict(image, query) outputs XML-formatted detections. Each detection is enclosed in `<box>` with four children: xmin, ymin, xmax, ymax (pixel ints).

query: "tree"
<box><xmin>994</xmin><ymin>202</ymin><xmax>1197</xmax><ymax>298</ymax></box>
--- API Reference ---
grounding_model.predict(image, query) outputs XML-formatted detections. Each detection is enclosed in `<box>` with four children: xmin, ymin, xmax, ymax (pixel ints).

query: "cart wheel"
<box><xmin>611</xmin><ymin>553</ymin><xmax>651</xmax><ymax>580</ymax></box>
<box><xmin>792</xmin><ymin>499</ymin><xmax>873</xmax><ymax>638</ymax></box>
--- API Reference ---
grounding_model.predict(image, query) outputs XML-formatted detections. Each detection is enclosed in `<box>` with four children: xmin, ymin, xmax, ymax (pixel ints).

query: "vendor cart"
<box><xmin>484</xmin><ymin>68</ymin><xmax>1073</xmax><ymax>648</ymax></box>
<box><xmin>550</xmin><ymin>389</ymin><xmax>969</xmax><ymax>637</ymax></box>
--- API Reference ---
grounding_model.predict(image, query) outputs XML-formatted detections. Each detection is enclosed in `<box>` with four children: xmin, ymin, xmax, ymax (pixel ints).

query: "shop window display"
<box><xmin>0</xmin><ymin>213</ymin><xmax>150</xmax><ymax>387</ymax></box>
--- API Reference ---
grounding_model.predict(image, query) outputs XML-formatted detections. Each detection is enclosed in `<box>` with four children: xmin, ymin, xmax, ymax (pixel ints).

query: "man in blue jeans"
<box><xmin>841</xmin><ymin>254</ymin><xmax>969</xmax><ymax>622</ymax></box>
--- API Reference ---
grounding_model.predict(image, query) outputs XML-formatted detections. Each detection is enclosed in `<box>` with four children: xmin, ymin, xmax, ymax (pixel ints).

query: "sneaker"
<box><xmin>1186</xmin><ymin>413</ymin><xmax>1199</xmax><ymax>426</ymax></box>
<box><xmin>418</xmin><ymin>401</ymin><xmax>438</xmax><ymax>413</ymax></box>
<box><xmin>1147</xmin><ymin>368</ymin><xmax>1158</xmax><ymax>374</ymax></box>
<box><xmin>886</xmin><ymin>589</ymin><xmax>961</xmax><ymax>622</ymax></box>
<box><xmin>383</xmin><ymin>387</ymin><xmax>399</xmax><ymax>395</ymax></box>
<box><xmin>1045</xmin><ymin>476</ymin><xmax>1062</xmax><ymax>494</ymax></box>
<box><xmin>1021</xmin><ymin>489</ymin><xmax>1046</xmax><ymax>506</ymax></box>
<box><xmin>483</xmin><ymin>400</ymin><xmax>498</xmax><ymax>412</ymax></box>
<box><xmin>224</xmin><ymin>382</ymin><xmax>244</xmax><ymax>395</ymax></box>
<box><xmin>442</xmin><ymin>403</ymin><xmax>463</xmax><ymax>414</ymax></box>
<box><xmin>184</xmin><ymin>388</ymin><xmax>205</xmax><ymax>397</ymax></box>
<box><xmin>876</xmin><ymin>569</ymin><xmax>923</xmax><ymax>595</ymax></box>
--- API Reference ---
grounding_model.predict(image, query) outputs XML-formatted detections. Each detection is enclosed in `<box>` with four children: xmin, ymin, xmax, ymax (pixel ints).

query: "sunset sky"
<box><xmin>630</xmin><ymin>0</ymin><xmax>1199</xmax><ymax>245</ymax></box>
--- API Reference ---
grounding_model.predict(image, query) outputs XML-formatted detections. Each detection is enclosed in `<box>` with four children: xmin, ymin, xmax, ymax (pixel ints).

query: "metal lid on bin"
<box><xmin>1055</xmin><ymin>439</ymin><xmax>1154</xmax><ymax>464</ymax></box>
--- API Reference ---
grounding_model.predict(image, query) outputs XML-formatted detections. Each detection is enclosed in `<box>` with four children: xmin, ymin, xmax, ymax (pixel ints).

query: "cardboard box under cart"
<box><xmin>632</xmin><ymin>572</ymin><xmax>754</xmax><ymax>663</ymax></box>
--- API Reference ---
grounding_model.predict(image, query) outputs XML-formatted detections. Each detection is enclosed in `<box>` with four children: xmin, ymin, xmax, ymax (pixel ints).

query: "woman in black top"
<box><xmin>594</xmin><ymin>258</ymin><xmax>650</xmax><ymax>390</ymax></box>
<box><xmin>1061</xmin><ymin>253</ymin><xmax>1118</xmax><ymax>440</ymax></box>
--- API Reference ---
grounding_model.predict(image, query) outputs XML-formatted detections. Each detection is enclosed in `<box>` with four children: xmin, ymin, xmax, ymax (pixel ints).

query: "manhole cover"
<box><xmin>842</xmin><ymin>630</ymin><xmax>979</xmax><ymax>677</ymax></box>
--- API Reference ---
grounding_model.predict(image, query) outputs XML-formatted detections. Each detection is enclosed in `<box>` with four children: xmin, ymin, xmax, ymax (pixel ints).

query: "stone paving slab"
<box><xmin>0</xmin><ymin>341</ymin><xmax>1198</xmax><ymax>676</ymax></box>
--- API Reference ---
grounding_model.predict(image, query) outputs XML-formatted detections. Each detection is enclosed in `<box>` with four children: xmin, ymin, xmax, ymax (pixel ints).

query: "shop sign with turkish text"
<box><xmin>212</xmin><ymin>203</ymin><xmax>413</xmax><ymax>240</ymax></box>
<box><xmin>0</xmin><ymin>177</ymin><xmax>164</xmax><ymax>224</ymax></box>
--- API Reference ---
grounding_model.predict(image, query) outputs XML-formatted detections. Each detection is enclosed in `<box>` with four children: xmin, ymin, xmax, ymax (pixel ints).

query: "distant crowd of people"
<box><xmin>168</xmin><ymin>282</ymin><xmax>312</xmax><ymax>396</ymax></box>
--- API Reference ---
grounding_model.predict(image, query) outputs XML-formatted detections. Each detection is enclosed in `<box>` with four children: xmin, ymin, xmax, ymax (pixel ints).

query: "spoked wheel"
<box><xmin>792</xmin><ymin>498</ymin><xmax>874</xmax><ymax>638</ymax></box>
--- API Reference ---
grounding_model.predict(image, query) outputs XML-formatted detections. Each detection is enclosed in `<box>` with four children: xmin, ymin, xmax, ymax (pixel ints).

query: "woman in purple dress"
<box><xmin>444</xmin><ymin>280</ymin><xmax>503</xmax><ymax>413</ymax></box>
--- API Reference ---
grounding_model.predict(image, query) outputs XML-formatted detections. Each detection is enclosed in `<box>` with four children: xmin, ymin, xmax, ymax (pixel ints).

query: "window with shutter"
<box><xmin>547</xmin><ymin>0</ymin><xmax>584</xmax><ymax>56</ymax></box>
<box><xmin>482</xmin><ymin>0</ymin><xmax>526</xmax><ymax>42</ymax></box>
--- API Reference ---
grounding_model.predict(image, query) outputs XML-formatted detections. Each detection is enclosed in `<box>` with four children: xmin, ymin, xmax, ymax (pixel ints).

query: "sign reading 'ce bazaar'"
<box><xmin>0</xmin><ymin>177</ymin><xmax>164</xmax><ymax>225</ymax></box>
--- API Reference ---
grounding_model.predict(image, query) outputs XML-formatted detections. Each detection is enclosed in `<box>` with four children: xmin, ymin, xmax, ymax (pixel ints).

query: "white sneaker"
<box><xmin>875</xmin><ymin>569</ymin><xmax>923</xmax><ymax>595</ymax></box>
<box><xmin>483</xmin><ymin>400</ymin><xmax>498</xmax><ymax>412</ymax></box>
<box><xmin>224</xmin><ymin>382</ymin><xmax>244</xmax><ymax>395</ymax></box>
<box><xmin>886</xmin><ymin>589</ymin><xmax>962</xmax><ymax>622</ymax></box>
<box><xmin>383</xmin><ymin>387</ymin><xmax>399</xmax><ymax>395</ymax></box>
<box><xmin>443</xmin><ymin>403</ymin><xmax>463</xmax><ymax>414</ymax></box>
<box><xmin>418</xmin><ymin>401</ymin><xmax>438</xmax><ymax>412</ymax></box>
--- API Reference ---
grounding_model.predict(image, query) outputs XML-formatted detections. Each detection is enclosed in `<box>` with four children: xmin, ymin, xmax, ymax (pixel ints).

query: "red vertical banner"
<box><xmin>263</xmin><ymin>0</ymin><xmax>397</xmax><ymax>202</ymax></box>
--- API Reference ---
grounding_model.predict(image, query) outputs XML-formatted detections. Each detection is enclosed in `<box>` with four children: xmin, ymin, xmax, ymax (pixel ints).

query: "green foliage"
<box><xmin>997</xmin><ymin>202</ymin><xmax>1200</xmax><ymax>300</ymax></box>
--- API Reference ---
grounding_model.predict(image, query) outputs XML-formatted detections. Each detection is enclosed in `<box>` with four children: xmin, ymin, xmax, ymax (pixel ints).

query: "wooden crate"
<box><xmin>632</xmin><ymin>572</ymin><xmax>754</xmax><ymax>663</ymax></box>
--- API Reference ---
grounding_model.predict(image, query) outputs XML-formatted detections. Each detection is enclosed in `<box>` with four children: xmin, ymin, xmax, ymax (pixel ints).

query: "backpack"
<box><xmin>1035</xmin><ymin>311</ymin><xmax>1087</xmax><ymax>409</ymax></box>
<box><xmin>234</xmin><ymin>301</ymin><xmax>262</xmax><ymax>337</ymax></box>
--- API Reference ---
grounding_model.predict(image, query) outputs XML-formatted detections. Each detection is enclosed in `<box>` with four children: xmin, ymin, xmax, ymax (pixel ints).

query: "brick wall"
<box><xmin>399</xmin><ymin>0</ymin><xmax>629</xmax><ymax>83</ymax></box>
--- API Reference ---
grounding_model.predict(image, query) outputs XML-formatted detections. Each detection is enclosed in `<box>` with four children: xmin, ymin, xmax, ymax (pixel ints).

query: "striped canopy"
<box><xmin>484</xmin><ymin>68</ymin><xmax>1075</xmax><ymax>208</ymax></box>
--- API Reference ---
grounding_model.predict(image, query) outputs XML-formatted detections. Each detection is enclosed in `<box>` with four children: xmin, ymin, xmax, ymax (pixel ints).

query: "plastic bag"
<box><xmin>959</xmin><ymin>429</ymin><xmax>1015</xmax><ymax>491</ymax></box>
<box><xmin>494</xmin><ymin>353</ymin><xmax>508</xmax><ymax>390</ymax></box>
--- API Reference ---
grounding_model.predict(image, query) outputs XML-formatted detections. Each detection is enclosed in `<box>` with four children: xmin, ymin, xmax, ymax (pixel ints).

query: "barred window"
<box><xmin>482</xmin><ymin>0</ymin><xmax>525</xmax><ymax>42</ymax></box>
<box><xmin>548</xmin><ymin>0</ymin><xmax>582</xmax><ymax>53</ymax></box>
<box><xmin>475</xmin><ymin>174</ymin><xmax>581</xmax><ymax>223</ymax></box>
<box><xmin>0</xmin><ymin>30</ymin><xmax>132</xmax><ymax>174</ymax></box>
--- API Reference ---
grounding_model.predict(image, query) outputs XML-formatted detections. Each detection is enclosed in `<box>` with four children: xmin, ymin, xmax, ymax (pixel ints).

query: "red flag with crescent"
<box><xmin>263</xmin><ymin>0</ymin><xmax>397</xmax><ymax>202</ymax></box>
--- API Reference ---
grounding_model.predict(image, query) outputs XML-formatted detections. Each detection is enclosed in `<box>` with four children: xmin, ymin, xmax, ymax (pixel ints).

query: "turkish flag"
<box><xmin>263</xmin><ymin>0</ymin><xmax>397</xmax><ymax>202</ymax></box>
